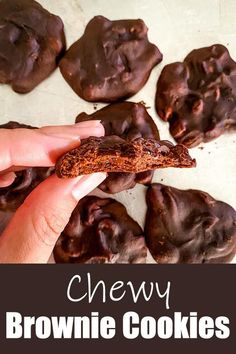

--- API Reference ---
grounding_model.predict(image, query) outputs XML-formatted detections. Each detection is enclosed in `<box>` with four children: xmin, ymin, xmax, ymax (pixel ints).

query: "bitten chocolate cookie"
<box><xmin>145</xmin><ymin>183</ymin><xmax>236</xmax><ymax>263</ymax></box>
<box><xmin>56</xmin><ymin>136</ymin><xmax>196</xmax><ymax>178</ymax></box>
<box><xmin>54</xmin><ymin>196</ymin><xmax>147</xmax><ymax>263</ymax></box>
<box><xmin>0</xmin><ymin>121</ymin><xmax>54</xmax><ymax>211</ymax></box>
<box><xmin>155</xmin><ymin>44</ymin><xmax>236</xmax><ymax>147</ymax></box>
<box><xmin>76</xmin><ymin>101</ymin><xmax>160</xmax><ymax>193</ymax></box>
<box><xmin>0</xmin><ymin>0</ymin><xmax>66</xmax><ymax>93</ymax></box>
<box><xmin>60</xmin><ymin>16</ymin><xmax>162</xmax><ymax>102</ymax></box>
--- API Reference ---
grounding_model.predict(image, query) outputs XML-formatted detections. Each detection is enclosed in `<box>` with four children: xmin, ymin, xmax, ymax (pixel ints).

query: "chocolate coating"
<box><xmin>76</xmin><ymin>101</ymin><xmax>160</xmax><ymax>193</ymax></box>
<box><xmin>0</xmin><ymin>0</ymin><xmax>66</xmax><ymax>93</ymax></box>
<box><xmin>60</xmin><ymin>16</ymin><xmax>162</xmax><ymax>102</ymax></box>
<box><xmin>145</xmin><ymin>183</ymin><xmax>236</xmax><ymax>263</ymax></box>
<box><xmin>54</xmin><ymin>196</ymin><xmax>147</xmax><ymax>263</ymax></box>
<box><xmin>0</xmin><ymin>167</ymin><xmax>53</xmax><ymax>212</ymax></box>
<box><xmin>155</xmin><ymin>44</ymin><xmax>236</xmax><ymax>147</ymax></box>
<box><xmin>0</xmin><ymin>121</ymin><xmax>54</xmax><ymax>211</ymax></box>
<box><xmin>0</xmin><ymin>120</ymin><xmax>34</xmax><ymax>130</ymax></box>
<box><xmin>56</xmin><ymin>136</ymin><xmax>196</xmax><ymax>178</ymax></box>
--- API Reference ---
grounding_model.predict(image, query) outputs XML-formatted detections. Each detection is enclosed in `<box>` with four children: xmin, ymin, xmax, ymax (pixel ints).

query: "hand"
<box><xmin>0</xmin><ymin>121</ymin><xmax>106</xmax><ymax>263</ymax></box>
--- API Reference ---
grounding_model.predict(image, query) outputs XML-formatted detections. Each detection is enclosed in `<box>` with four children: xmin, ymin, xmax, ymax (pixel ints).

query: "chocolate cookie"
<box><xmin>76</xmin><ymin>101</ymin><xmax>160</xmax><ymax>193</ymax></box>
<box><xmin>60</xmin><ymin>16</ymin><xmax>162</xmax><ymax>102</ymax></box>
<box><xmin>0</xmin><ymin>121</ymin><xmax>34</xmax><ymax>130</ymax></box>
<box><xmin>56</xmin><ymin>136</ymin><xmax>196</xmax><ymax>178</ymax></box>
<box><xmin>0</xmin><ymin>0</ymin><xmax>66</xmax><ymax>93</ymax></box>
<box><xmin>0</xmin><ymin>167</ymin><xmax>53</xmax><ymax>212</ymax></box>
<box><xmin>54</xmin><ymin>196</ymin><xmax>146</xmax><ymax>263</ymax></box>
<box><xmin>155</xmin><ymin>44</ymin><xmax>236</xmax><ymax>147</ymax></box>
<box><xmin>145</xmin><ymin>183</ymin><xmax>236</xmax><ymax>263</ymax></box>
<box><xmin>0</xmin><ymin>121</ymin><xmax>54</xmax><ymax>211</ymax></box>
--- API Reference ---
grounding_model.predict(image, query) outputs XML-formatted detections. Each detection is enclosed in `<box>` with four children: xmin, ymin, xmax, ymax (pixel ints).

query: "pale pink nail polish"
<box><xmin>72</xmin><ymin>173</ymin><xmax>107</xmax><ymax>201</ymax></box>
<box><xmin>75</xmin><ymin>120</ymin><xmax>102</xmax><ymax>127</ymax></box>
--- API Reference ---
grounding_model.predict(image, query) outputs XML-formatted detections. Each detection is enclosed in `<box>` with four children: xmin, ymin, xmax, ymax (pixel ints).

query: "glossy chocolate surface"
<box><xmin>0</xmin><ymin>0</ymin><xmax>66</xmax><ymax>93</ymax></box>
<box><xmin>156</xmin><ymin>44</ymin><xmax>236</xmax><ymax>147</ymax></box>
<box><xmin>145</xmin><ymin>183</ymin><xmax>236</xmax><ymax>263</ymax></box>
<box><xmin>54</xmin><ymin>196</ymin><xmax>147</xmax><ymax>263</ymax></box>
<box><xmin>60</xmin><ymin>16</ymin><xmax>162</xmax><ymax>102</ymax></box>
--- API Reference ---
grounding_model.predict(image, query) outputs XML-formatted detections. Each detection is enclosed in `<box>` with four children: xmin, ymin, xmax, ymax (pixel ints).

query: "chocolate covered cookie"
<box><xmin>145</xmin><ymin>183</ymin><xmax>236</xmax><ymax>263</ymax></box>
<box><xmin>0</xmin><ymin>167</ymin><xmax>53</xmax><ymax>212</ymax></box>
<box><xmin>56</xmin><ymin>136</ymin><xmax>196</xmax><ymax>178</ymax></box>
<box><xmin>0</xmin><ymin>121</ymin><xmax>54</xmax><ymax>211</ymax></box>
<box><xmin>155</xmin><ymin>44</ymin><xmax>236</xmax><ymax>147</ymax></box>
<box><xmin>76</xmin><ymin>101</ymin><xmax>160</xmax><ymax>193</ymax></box>
<box><xmin>54</xmin><ymin>196</ymin><xmax>147</xmax><ymax>263</ymax></box>
<box><xmin>0</xmin><ymin>0</ymin><xmax>66</xmax><ymax>93</ymax></box>
<box><xmin>60</xmin><ymin>16</ymin><xmax>162</xmax><ymax>102</ymax></box>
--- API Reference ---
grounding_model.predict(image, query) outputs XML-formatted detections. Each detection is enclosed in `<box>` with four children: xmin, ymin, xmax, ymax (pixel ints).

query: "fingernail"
<box><xmin>75</xmin><ymin>120</ymin><xmax>102</xmax><ymax>127</ymax></box>
<box><xmin>40</xmin><ymin>125</ymin><xmax>81</xmax><ymax>141</ymax></box>
<box><xmin>79</xmin><ymin>125</ymin><xmax>105</xmax><ymax>140</ymax></box>
<box><xmin>39</xmin><ymin>121</ymin><xmax>104</xmax><ymax>141</ymax></box>
<box><xmin>72</xmin><ymin>172</ymin><xmax>107</xmax><ymax>201</ymax></box>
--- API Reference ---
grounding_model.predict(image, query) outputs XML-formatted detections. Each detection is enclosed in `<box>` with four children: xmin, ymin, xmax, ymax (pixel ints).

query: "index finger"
<box><xmin>0</xmin><ymin>121</ymin><xmax>104</xmax><ymax>172</ymax></box>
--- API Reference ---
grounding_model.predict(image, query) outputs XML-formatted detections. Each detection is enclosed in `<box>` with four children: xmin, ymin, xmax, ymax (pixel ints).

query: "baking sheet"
<box><xmin>0</xmin><ymin>0</ymin><xmax>235</xmax><ymax>263</ymax></box>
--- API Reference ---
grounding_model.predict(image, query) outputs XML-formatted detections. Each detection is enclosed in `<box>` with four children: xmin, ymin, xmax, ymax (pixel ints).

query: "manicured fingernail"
<box><xmin>39</xmin><ymin>122</ymin><xmax>104</xmax><ymax>141</ymax></box>
<box><xmin>79</xmin><ymin>125</ymin><xmax>105</xmax><ymax>139</ymax></box>
<box><xmin>75</xmin><ymin>120</ymin><xmax>102</xmax><ymax>127</ymax></box>
<box><xmin>40</xmin><ymin>125</ymin><xmax>81</xmax><ymax>141</ymax></box>
<box><xmin>72</xmin><ymin>172</ymin><xmax>107</xmax><ymax>201</ymax></box>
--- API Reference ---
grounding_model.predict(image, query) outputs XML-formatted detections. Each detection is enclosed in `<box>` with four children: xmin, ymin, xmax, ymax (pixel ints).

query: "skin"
<box><xmin>0</xmin><ymin>121</ymin><xmax>106</xmax><ymax>263</ymax></box>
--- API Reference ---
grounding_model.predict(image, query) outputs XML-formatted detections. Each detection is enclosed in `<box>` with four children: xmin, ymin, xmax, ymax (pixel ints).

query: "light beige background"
<box><xmin>0</xmin><ymin>0</ymin><xmax>235</xmax><ymax>263</ymax></box>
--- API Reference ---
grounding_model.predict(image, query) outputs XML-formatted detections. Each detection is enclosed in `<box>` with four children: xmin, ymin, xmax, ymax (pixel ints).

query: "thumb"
<box><xmin>0</xmin><ymin>172</ymin><xmax>106</xmax><ymax>263</ymax></box>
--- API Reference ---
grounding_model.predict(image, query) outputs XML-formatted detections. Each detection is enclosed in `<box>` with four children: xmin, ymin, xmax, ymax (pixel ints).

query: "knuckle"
<box><xmin>30</xmin><ymin>207</ymin><xmax>67</xmax><ymax>247</ymax></box>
